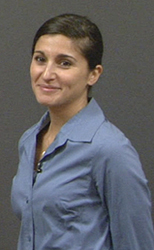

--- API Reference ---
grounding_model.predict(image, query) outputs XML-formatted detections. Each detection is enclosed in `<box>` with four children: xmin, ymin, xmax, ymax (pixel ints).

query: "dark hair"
<box><xmin>32</xmin><ymin>13</ymin><xmax>103</xmax><ymax>70</ymax></box>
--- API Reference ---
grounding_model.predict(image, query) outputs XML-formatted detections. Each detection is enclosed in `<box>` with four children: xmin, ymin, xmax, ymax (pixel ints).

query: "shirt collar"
<box><xmin>38</xmin><ymin>98</ymin><xmax>105</xmax><ymax>143</ymax></box>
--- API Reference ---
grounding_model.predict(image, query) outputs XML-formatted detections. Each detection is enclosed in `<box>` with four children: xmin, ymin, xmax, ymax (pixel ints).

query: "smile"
<box><xmin>39</xmin><ymin>84</ymin><xmax>61</xmax><ymax>92</ymax></box>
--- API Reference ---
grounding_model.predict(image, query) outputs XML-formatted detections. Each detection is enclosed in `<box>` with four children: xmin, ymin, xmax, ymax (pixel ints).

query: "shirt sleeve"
<box><xmin>93</xmin><ymin>138</ymin><xmax>154</xmax><ymax>250</ymax></box>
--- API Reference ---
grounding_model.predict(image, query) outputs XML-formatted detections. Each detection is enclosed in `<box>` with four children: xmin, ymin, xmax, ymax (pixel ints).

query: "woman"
<box><xmin>11</xmin><ymin>14</ymin><xmax>154</xmax><ymax>250</ymax></box>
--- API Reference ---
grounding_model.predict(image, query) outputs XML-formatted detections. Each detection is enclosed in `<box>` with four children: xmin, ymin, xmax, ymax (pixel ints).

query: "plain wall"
<box><xmin>0</xmin><ymin>1</ymin><xmax>154</xmax><ymax>248</ymax></box>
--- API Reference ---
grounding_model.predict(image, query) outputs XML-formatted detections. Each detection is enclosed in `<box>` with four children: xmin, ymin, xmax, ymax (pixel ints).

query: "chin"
<box><xmin>35</xmin><ymin>97</ymin><xmax>59</xmax><ymax>108</ymax></box>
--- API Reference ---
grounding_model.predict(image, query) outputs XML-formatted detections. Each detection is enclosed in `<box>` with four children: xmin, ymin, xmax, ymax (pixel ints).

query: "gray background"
<box><xmin>0</xmin><ymin>1</ymin><xmax>154</xmax><ymax>249</ymax></box>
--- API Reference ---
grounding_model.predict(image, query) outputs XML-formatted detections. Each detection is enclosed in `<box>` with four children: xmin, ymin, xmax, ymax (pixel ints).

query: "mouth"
<box><xmin>38</xmin><ymin>84</ymin><xmax>61</xmax><ymax>92</ymax></box>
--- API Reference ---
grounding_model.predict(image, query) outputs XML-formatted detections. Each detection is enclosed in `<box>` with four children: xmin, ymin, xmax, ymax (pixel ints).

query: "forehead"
<box><xmin>35</xmin><ymin>34</ymin><xmax>82</xmax><ymax>54</ymax></box>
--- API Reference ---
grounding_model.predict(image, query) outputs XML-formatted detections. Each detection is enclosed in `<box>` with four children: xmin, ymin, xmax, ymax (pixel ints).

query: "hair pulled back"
<box><xmin>32</xmin><ymin>14</ymin><xmax>103</xmax><ymax>70</ymax></box>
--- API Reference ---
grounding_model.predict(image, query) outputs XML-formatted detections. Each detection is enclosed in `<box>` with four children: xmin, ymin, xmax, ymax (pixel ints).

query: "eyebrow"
<box><xmin>57</xmin><ymin>54</ymin><xmax>77</xmax><ymax>62</ymax></box>
<box><xmin>33</xmin><ymin>51</ymin><xmax>77</xmax><ymax>62</ymax></box>
<box><xmin>33</xmin><ymin>51</ymin><xmax>45</xmax><ymax>56</ymax></box>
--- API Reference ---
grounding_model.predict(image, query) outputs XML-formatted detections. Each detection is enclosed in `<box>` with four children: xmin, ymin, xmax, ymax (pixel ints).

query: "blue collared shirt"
<box><xmin>11</xmin><ymin>98</ymin><xmax>154</xmax><ymax>250</ymax></box>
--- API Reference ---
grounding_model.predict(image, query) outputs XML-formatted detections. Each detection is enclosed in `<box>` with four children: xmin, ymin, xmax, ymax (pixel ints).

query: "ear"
<box><xmin>88</xmin><ymin>65</ymin><xmax>103</xmax><ymax>86</ymax></box>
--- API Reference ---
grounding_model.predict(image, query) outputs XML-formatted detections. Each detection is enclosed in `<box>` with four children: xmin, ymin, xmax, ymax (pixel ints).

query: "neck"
<box><xmin>47</xmin><ymin>98</ymin><xmax>88</xmax><ymax>134</ymax></box>
<box><xmin>37</xmin><ymin>99</ymin><xmax>88</xmax><ymax>159</ymax></box>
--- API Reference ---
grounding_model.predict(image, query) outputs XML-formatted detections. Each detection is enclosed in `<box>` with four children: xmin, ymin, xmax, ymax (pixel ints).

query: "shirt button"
<box><xmin>37</xmin><ymin>162</ymin><xmax>42</xmax><ymax>173</ymax></box>
<box><xmin>37</xmin><ymin>162</ymin><xmax>41</xmax><ymax>167</ymax></box>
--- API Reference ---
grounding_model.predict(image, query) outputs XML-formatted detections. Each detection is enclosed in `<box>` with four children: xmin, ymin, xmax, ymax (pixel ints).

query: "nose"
<box><xmin>42</xmin><ymin>63</ymin><xmax>56</xmax><ymax>81</ymax></box>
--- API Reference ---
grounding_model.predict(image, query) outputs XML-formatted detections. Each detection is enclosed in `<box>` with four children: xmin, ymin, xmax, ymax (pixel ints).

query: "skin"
<box><xmin>30</xmin><ymin>34</ymin><xmax>103</xmax><ymax>164</ymax></box>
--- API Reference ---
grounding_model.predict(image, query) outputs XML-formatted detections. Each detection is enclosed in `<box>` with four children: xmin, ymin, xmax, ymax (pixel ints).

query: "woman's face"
<box><xmin>30</xmin><ymin>34</ymin><xmax>102</xmax><ymax>113</ymax></box>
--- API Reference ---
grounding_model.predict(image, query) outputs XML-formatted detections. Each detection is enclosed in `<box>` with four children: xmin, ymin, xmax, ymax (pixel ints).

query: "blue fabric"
<box><xmin>11</xmin><ymin>98</ymin><xmax>154</xmax><ymax>250</ymax></box>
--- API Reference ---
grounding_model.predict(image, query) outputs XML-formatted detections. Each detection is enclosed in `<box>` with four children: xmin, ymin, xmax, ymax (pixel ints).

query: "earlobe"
<box><xmin>88</xmin><ymin>65</ymin><xmax>103</xmax><ymax>86</ymax></box>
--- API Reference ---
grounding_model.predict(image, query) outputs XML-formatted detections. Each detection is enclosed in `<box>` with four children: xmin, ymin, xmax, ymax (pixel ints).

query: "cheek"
<box><xmin>61</xmin><ymin>74</ymin><xmax>88</xmax><ymax>92</ymax></box>
<box><xmin>30</xmin><ymin>65</ymin><xmax>40</xmax><ymax>82</ymax></box>
<box><xmin>62</xmin><ymin>70</ymin><xmax>86</xmax><ymax>85</ymax></box>
<box><xmin>57</xmin><ymin>72</ymin><xmax>75</xmax><ymax>87</ymax></box>
<box><xmin>30</xmin><ymin>64</ymin><xmax>35</xmax><ymax>80</ymax></box>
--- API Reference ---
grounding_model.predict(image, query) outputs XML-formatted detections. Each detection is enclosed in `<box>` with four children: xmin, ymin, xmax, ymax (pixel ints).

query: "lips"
<box><xmin>38</xmin><ymin>84</ymin><xmax>61</xmax><ymax>92</ymax></box>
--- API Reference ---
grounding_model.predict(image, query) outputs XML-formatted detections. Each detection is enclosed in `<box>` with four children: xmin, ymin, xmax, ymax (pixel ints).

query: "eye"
<box><xmin>59</xmin><ymin>60</ymin><xmax>72</xmax><ymax>68</ymax></box>
<box><xmin>34</xmin><ymin>55</ymin><xmax>46</xmax><ymax>63</ymax></box>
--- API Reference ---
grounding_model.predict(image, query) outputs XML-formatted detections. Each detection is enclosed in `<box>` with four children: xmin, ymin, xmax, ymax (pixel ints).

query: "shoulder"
<box><xmin>91</xmin><ymin>118</ymin><xmax>145</xmax><ymax>182</ymax></box>
<box><xmin>91</xmin><ymin>119</ymin><xmax>150</xmax><ymax>210</ymax></box>
<box><xmin>92</xmin><ymin>118</ymin><xmax>136</xmax><ymax>158</ymax></box>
